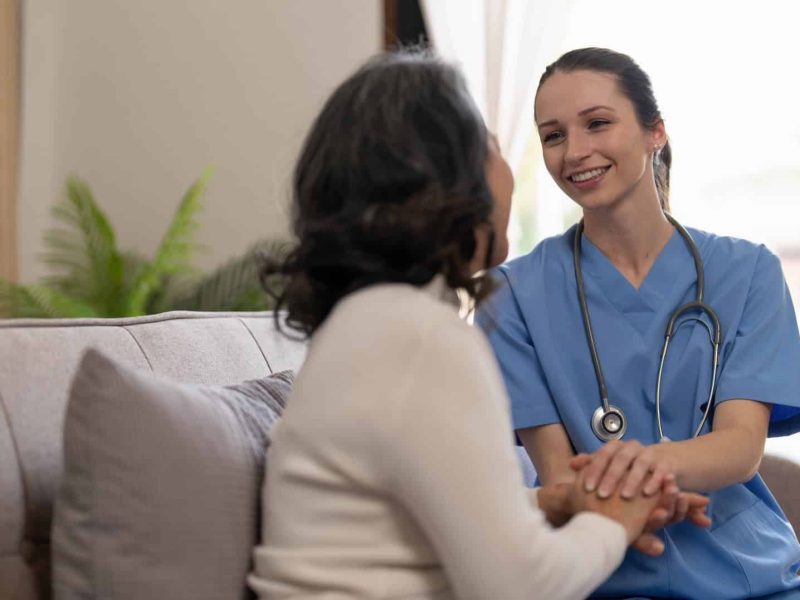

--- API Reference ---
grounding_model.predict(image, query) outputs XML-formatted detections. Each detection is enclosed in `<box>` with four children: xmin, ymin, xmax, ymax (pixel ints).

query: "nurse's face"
<box><xmin>484</xmin><ymin>134</ymin><xmax>514</xmax><ymax>267</ymax></box>
<box><xmin>534</xmin><ymin>70</ymin><xmax>664</xmax><ymax>212</ymax></box>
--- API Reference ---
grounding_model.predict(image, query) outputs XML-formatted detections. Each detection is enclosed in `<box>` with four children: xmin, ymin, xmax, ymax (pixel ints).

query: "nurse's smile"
<box><xmin>567</xmin><ymin>165</ymin><xmax>611</xmax><ymax>191</ymax></box>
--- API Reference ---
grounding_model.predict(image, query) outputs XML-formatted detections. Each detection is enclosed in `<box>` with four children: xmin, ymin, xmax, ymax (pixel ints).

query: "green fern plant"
<box><xmin>165</xmin><ymin>239</ymin><xmax>290</xmax><ymax>313</ymax></box>
<box><xmin>0</xmin><ymin>171</ymin><xmax>288</xmax><ymax>318</ymax></box>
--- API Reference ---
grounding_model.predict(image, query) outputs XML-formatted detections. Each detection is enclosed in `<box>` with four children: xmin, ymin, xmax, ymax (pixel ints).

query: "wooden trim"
<box><xmin>383</xmin><ymin>0</ymin><xmax>398</xmax><ymax>50</ymax></box>
<box><xmin>0</xmin><ymin>0</ymin><xmax>19</xmax><ymax>282</ymax></box>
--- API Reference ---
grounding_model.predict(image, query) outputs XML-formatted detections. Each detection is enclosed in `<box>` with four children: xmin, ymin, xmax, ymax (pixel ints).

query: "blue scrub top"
<box><xmin>477</xmin><ymin>225</ymin><xmax>800</xmax><ymax>599</ymax></box>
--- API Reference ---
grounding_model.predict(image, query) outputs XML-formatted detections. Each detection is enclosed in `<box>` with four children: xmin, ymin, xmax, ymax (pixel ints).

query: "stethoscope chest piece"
<box><xmin>591</xmin><ymin>405</ymin><xmax>627</xmax><ymax>441</ymax></box>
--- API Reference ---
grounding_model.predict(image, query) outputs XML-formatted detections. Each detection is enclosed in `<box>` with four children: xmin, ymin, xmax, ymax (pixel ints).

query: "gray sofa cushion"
<box><xmin>52</xmin><ymin>348</ymin><xmax>292</xmax><ymax>600</ymax></box>
<box><xmin>760</xmin><ymin>454</ymin><xmax>800</xmax><ymax>535</ymax></box>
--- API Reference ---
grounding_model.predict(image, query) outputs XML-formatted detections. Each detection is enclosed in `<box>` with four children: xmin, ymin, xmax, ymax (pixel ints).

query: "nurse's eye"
<box><xmin>588</xmin><ymin>119</ymin><xmax>610</xmax><ymax>130</ymax></box>
<box><xmin>542</xmin><ymin>130</ymin><xmax>564</xmax><ymax>144</ymax></box>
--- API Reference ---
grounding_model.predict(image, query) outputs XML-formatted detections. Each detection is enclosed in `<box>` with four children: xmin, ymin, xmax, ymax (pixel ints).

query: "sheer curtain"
<box><xmin>420</xmin><ymin>0</ymin><xmax>571</xmax><ymax>174</ymax></box>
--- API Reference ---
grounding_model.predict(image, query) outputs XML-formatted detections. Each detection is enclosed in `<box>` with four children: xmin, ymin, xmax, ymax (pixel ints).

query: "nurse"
<box><xmin>478</xmin><ymin>47</ymin><xmax>800</xmax><ymax>599</ymax></box>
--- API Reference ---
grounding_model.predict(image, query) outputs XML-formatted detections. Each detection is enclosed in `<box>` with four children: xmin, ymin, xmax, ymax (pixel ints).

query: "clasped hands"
<box><xmin>540</xmin><ymin>440</ymin><xmax>711</xmax><ymax>556</ymax></box>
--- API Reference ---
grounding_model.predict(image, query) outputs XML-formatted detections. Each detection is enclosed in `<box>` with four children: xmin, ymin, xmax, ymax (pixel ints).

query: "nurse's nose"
<box><xmin>564</xmin><ymin>132</ymin><xmax>592</xmax><ymax>165</ymax></box>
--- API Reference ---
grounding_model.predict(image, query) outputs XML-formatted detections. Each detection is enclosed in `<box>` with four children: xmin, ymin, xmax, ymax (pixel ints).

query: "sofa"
<box><xmin>1</xmin><ymin>310</ymin><xmax>799</xmax><ymax>600</ymax></box>
<box><xmin>0</xmin><ymin>311</ymin><xmax>307</xmax><ymax>600</ymax></box>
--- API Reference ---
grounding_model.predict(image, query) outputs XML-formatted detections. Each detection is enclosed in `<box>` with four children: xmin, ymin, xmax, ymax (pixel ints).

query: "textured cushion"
<box><xmin>759</xmin><ymin>454</ymin><xmax>800</xmax><ymax>535</ymax></box>
<box><xmin>52</xmin><ymin>348</ymin><xmax>292</xmax><ymax>600</ymax></box>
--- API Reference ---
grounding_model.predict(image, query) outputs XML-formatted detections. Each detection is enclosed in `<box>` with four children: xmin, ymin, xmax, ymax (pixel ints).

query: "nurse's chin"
<box><xmin>563</xmin><ymin>195</ymin><xmax>626</xmax><ymax>216</ymax></box>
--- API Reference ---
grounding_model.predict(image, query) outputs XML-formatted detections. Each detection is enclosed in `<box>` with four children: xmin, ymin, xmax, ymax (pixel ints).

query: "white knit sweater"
<box><xmin>249</xmin><ymin>278</ymin><xmax>626</xmax><ymax>599</ymax></box>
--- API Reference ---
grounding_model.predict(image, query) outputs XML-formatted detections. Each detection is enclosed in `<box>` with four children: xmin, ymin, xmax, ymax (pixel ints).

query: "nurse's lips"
<box><xmin>567</xmin><ymin>166</ymin><xmax>610</xmax><ymax>190</ymax></box>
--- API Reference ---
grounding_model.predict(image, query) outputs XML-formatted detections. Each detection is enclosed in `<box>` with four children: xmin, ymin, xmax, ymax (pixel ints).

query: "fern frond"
<box><xmin>147</xmin><ymin>271</ymin><xmax>202</xmax><ymax>314</ymax></box>
<box><xmin>125</xmin><ymin>169</ymin><xmax>210</xmax><ymax>315</ymax></box>
<box><xmin>0</xmin><ymin>280</ymin><xmax>97</xmax><ymax>318</ymax></box>
<box><xmin>40</xmin><ymin>178</ymin><xmax>125</xmax><ymax>314</ymax></box>
<box><xmin>169</xmin><ymin>239</ymin><xmax>290</xmax><ymax>312</ymax></box>
<box><xmin>119</xmin><ymin>251</ymin><xmax>150</xmax><ymax>291</ymax></box>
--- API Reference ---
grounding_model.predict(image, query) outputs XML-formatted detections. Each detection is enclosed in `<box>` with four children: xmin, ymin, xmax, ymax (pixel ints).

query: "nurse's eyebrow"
<box><xmin>536</xmin><ymin>105</ymin><xmax>616</xmax><ymax>129</ymax></box>
<box><xmin>579</xmin><ymin>105</ymin><xmax>615</xmax><ymax>116</ymax></box>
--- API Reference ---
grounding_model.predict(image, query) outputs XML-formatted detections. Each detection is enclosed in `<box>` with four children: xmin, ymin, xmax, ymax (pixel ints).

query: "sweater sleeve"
<box><xmin>380</xmin><ymin>319</ymin><xmax>626</xmax><ymax>600</ymax></box>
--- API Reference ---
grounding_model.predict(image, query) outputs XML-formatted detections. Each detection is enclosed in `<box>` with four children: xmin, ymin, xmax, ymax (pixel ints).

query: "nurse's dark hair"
<box><xmin>259</xmin><ymin>49</ymin><xmax>496</xmax><ymax>337</ymax></box>
<box><xmin>537</xmin><ymin>47</ymin><xmax>671</xmax><ymax>211</ymax></box>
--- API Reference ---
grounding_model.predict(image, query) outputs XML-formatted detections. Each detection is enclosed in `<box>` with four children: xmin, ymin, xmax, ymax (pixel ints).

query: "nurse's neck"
<box><xmin>582</xmin><ymin>201</ymin><xmax>674</xmax><ymax>290</ymax></box>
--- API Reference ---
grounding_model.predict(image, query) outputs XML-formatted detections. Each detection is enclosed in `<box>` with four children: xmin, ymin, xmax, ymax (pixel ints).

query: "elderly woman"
<box><xmin>249</xmin><ymin>50</ymin><xmax>707</xmax><ymax>600</ymax></box>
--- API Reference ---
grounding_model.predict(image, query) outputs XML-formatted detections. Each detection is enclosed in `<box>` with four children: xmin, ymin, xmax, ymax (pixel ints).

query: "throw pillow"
<box><xmin>52</xmin><ymin>348</ymin><xmax>292</xmax><ymax>600</ymax></box>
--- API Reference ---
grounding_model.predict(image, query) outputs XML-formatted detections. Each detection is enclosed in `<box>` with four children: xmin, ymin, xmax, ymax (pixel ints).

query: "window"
<box><xmin>512</xmin><ymin>2</ymin><xmax>800</xmax><ymax>282</ymax></box>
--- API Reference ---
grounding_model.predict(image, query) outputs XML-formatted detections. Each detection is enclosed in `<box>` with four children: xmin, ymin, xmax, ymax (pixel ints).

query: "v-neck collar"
<box><xmin>579</xmin><ymin>228</ymin><xmax>689</xmax><ymax>316</ymax></box>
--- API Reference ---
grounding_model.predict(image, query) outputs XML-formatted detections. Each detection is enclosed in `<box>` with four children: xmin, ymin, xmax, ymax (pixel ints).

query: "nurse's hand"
<box><xmin>628</xmin><ymin>479</ymin><xmax>711</xmax><ymax>555</ymax></box>
<box><xmin>570</xmin><ymin>440</ymin><xmax>677</xmax><ymax>500</ymax></box>
<box><xmin>571</xmin><ymin>453</ymin><xmax>711</xmax><ymax>532</ymax></box>
<box><xmin>652</xmin><ymin>480</ymin><xmax>711</xmax><ymax>529</ymax></box>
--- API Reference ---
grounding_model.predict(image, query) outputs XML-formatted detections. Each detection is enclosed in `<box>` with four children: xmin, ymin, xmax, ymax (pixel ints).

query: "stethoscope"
<box><xmin>573</xmin><ymin>213</ymin><xmax>722</xmax><ymax>442</ymax></box>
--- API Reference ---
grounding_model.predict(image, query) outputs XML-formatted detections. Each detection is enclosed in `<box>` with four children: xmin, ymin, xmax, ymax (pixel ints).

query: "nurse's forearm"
<box><xmin>652</xmin><ymin>399</ymin><xmax>770</xmax><ymax>493</ymax></box>
<box><xmin>653</xmin><ymin>430</ymin><xmax>762</xmax><ymax>492</ymax></box>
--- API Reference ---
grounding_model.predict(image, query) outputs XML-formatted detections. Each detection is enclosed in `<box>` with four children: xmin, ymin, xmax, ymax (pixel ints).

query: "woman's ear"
<box><xmin>469</xmin><ymin>223</ymin><xmax>496</xmax><ymax>275</ymax></box>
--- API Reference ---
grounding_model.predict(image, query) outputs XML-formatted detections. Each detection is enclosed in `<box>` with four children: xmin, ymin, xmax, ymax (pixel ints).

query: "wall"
<box><xmin>18</xmin><ymin>0</ymin><xmax>381</xmax><ymax>281</ymax></box>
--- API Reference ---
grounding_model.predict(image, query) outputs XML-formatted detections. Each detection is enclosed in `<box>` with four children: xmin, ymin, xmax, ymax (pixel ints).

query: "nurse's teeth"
<box><xmin>571</xmin><ymin>168</ymin><xmax>607</xmax><ymax>182</ymax></box>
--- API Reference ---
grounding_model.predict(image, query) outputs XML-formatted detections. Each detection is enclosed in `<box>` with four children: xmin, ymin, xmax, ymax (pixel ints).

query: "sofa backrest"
<box><xmin>0</xmin><ymin>311</ymin><xmax>306</xmax><ymax>600</ymax></box>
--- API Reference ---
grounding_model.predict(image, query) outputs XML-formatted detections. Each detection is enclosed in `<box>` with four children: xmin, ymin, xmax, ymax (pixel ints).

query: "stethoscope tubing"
<box><xmin>574</xmin><ymin>212</ymin><xmax>723</xmax><ymax>442</ymax></box>
<box><xmin>573</xmin><ymin>225</ymin><xmax>611</xmax><ymax>413</ymax></box>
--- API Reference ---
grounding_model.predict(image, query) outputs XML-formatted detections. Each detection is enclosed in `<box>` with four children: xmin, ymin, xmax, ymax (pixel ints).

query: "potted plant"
<box><xmin>0</xmin><ymin>170</ymin><xmax>289</xmax><ymax>318</ymax></box>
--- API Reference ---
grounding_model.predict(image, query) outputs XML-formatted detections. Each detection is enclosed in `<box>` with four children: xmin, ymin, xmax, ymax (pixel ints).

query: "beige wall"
<box><xmin>18</xmin><ymin>0</ymin><xmax>381</xmax><ymax>282</ymax></box>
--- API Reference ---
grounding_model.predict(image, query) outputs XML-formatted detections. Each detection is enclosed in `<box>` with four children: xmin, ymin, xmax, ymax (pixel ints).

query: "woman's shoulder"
<box><xmin>320</xmin><ymin>279</ymin><xmax>476</xmax><ymax>353</ymax></box>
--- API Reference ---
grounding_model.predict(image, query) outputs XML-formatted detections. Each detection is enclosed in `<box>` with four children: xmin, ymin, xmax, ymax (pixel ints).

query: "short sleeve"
<box><xmin>476</xmin><ymin>268</ymin><xmax>561</xmax><ymax>431</ymax></box>
<box><xmin>715</xmin><ymin>247</ymin><xmax>800</xmax><ymax>436</ymax></box>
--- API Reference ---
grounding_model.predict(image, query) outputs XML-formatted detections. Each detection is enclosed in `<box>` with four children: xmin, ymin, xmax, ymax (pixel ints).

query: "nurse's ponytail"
<box><xmin>654</xmin><ymin>139</ymin><xmax>671</xmax><ymax>212</ymax></box>
<box><xmin>537</xmin><ymin>47</ymin><xmax>671</xmax><ymax>211</ymax></box>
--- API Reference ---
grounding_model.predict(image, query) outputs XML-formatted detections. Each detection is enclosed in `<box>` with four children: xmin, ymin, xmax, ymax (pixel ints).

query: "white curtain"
<box><xmin>420</xmin><ymin>0</ymin><xmax>572</xmax><ymax>174</ymax></box>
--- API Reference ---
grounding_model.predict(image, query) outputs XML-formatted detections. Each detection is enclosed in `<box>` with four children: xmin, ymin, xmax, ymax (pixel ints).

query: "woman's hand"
<box><xmin>537</xmin><ymin>472</ymin><xmax>710</xmax><ymax>556</ymax></box>
<box><xmin>536</xmin><ymin>482</ymin><xmax>575</xmax><ymax>528</ymax></box>
<box><xmin>568</xmin><ymin>469</ymin><xmax>662</xmax><ymax>547</ymax></box>
<box><xmin>570</xmin><ymin>440</ymin><xmax>677</xmax><ymax>499</ymax></box>
<box><xmin>570</xmin><ymin>449</ymin><xmax>711</xmax><ymax>556</ymax></box>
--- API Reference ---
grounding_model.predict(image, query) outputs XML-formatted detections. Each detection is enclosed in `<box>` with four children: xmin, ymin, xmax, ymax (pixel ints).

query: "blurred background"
<box><xmin>1</xmin><ymin>0</ymin><xmax>798</xmax><ymax>446</ymax></box>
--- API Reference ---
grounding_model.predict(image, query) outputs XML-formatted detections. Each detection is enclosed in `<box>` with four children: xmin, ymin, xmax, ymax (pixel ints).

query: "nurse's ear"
<box><xmin>648</xmin><ymin>119</ymin><xmax>670</xmax><ymax>211</ymax></box>
<box><xmin>649</xmin><ymin>119</ymin><xmax>667</xmax><ymax>156</ymax></box>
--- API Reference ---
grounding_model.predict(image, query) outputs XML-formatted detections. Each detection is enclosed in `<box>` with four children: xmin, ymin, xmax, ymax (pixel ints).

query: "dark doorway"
<box><xmin>383</xmin><ymin>0</ymin><xmax>429</xmax><ymax>50</ymax></box>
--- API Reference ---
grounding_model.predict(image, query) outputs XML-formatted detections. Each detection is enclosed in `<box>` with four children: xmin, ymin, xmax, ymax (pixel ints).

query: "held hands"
<box><xmin>569</xmin><ymin>441</ymin><xmax>711</xmax><ymax>556</ymax></box>
<box><xmin>566</xmin><ymin>468</ymin><xmax>661</xmax><ymax>549</ymax></box>
<box><xmin>571</xmin><ymin>440</ymin><xmax>676</xmax><ymax>500</ymax></box>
